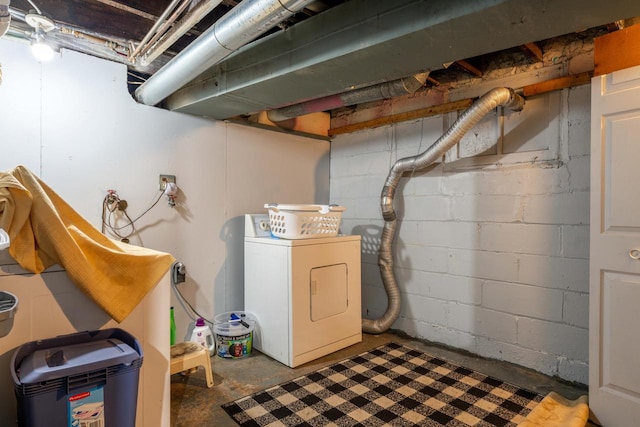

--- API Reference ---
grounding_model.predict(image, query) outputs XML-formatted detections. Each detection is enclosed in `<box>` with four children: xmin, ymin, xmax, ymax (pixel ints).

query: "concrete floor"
<box><xmin>170</xmin><ymin>331</ymin><xmax>588</xmax><ymax>426</ymax></box>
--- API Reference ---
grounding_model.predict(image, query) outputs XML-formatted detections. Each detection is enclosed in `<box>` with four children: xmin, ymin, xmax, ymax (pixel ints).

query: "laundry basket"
<box><xmin>264</xmin><ymin>203</ymin><xmax>345</xmax><ymax>239</ymax></box>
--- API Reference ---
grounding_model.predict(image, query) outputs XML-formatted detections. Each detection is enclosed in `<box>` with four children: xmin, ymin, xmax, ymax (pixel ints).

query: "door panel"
<box><xmin>590</xmin><ymin>64</ymin><xmax>640</xmax><ymax>426</ymax></box>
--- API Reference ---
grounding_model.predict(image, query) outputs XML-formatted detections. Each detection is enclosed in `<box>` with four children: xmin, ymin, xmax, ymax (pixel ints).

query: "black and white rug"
<box><xmin>222</xmin><ymin>342</ymin><xmax>543</xmax><ymax>426</ymax></box>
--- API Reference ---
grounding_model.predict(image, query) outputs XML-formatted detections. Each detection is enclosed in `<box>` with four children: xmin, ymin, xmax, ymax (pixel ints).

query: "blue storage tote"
<box><xmin>11</xmin><ymin>328</ymin><xmax>143</xmax><ymax>427</ymax></box>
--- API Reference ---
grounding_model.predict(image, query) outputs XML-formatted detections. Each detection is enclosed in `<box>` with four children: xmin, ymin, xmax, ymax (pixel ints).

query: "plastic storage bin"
<box><xmin>264</xmin><ymin>203</ymin><xmax>345</xmax><ymax>239</ymax></box>
<box><xmin>213</xmin><ymin>311</ymin><xmax>256</xmax><ymax>359</ymax></box>
<box><xmin>11</xmin><ymin>328</ymin><xmax>143</xmax><ymax>427</ymax></box>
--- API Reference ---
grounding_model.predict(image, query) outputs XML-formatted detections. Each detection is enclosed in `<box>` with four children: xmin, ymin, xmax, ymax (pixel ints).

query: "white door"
<box><xmin>590</xmin><ymin>65</ymin><xmax>640</xmax><ymax>426</ymax></box>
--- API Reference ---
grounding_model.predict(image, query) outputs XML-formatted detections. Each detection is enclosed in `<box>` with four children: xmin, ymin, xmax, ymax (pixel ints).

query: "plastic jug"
<box><xmin>190</xmin><ymin>318</ymin><xmax>214</xmax><ymax>355</ymax></box>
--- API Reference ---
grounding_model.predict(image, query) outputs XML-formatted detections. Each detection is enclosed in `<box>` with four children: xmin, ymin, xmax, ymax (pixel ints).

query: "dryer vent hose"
<box><xmin>363</xmin><ymin>87</ymin><xmax>525</xmax><ymax>334</ymax></box>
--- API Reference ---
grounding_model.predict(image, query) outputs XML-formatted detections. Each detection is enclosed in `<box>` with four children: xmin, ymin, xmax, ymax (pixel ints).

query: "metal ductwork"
<box><xmin>0</xmin><ymin>0</ymin><xmax>10</xmax><ymax>39</ymax></box>
<box><xmin>267</xmin><ymin>72</ymin><xmax>430</xmax><ymax>122</ymax></box>
<box><xmin>134</xmin><ymin>0</ymin><xmax>315</xmax><ymax>107</ymax></box>
<box><xmin>363</xmin><ymin>87</ymin><xmax>525</xmax><ymax>334</ymax></box>
<box><xmin>162</xmin><ymin>0</ymin><xmax>640</xmax><ymax>120</ymax></box>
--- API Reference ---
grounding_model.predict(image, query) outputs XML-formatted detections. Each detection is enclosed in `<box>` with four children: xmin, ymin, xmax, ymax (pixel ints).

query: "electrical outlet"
<box><xmin>159</xmin><ymin>174</ymin><xmax>176</xmax><ymax>191</ymax></box>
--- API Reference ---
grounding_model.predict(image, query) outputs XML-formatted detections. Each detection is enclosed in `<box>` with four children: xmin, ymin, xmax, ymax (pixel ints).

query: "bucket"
<box><xmin>213</xmin><ymin>311</ymin><xmax>256</xmax><ymax>359</ymax></box>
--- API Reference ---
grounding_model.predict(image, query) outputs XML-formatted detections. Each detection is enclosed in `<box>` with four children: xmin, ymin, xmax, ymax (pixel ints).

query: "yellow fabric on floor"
<box><xmin>517</xmin><ymin>391</ymin><xmax>590</xmax><ymax>427</ymax></box>
<box><xmin>0</xmin><ymin>165</ymin><xmax>175</xmax><ymax>322</ymax></box>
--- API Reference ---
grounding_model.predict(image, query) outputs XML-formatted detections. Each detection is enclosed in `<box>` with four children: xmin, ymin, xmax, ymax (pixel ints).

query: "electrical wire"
<box><xmin>101</xmin><ymin>189</ymin><xmax>164</xmax><ymax>242</ymax></box>
<box><xmin>171</xmin><ymin>281</ymin><xmax>215</xmax><ymax>326</ymax></box>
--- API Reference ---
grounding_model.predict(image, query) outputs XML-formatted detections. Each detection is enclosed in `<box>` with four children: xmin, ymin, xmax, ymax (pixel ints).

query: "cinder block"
<box><xmin>566</xmin><ymin>156</ymin><xmax>590</xmax><ymax>192</ymax></box>
<box><xmin>352</xmin><ymin>196</ymin><xmax>382</xmax><ymax>220</ymax></box>
<box><xmin>403</xmin><ymin>173</ymin><xmax>442</xmax><ymax>196</ymax></box>
<box><xmin>452</xmin><ymin>195</ymin><xmax>523</xmax><ymax>223</ymax></box>
<box><xmin>401</xmin><ymin>294</ymin><xmax>448</xmax><ymax>326</ymax></box>
<box><xmin>441</xmin><ymin>169</ymin><xmax>483</xmax><ymax>195</ymax></box>
<box><xmin>331</xmin><ymin>127</ymin><xmax>389</xmax><ymax>156</ymax></box>
<box><xmin>483</xmin><ymin>281</ymin><xmax>564</xmax><ymax>321</ymax></box>
<box><xmin>445</xmin><ymin>304</ymin><xmax>517</xmax><ymax>343</ymax></box>
<box><xmin>402</xmin><ymin>195</ymin><xmax>452</xmax><ymax>221</ymax></box>
<box><xmin>562</xmin><ymin>291</ymin><xmax>589</xmax><ymax>328</ymax></box>
<box><xmin>347</xmin><ymin>151</ymin><xmax>395</xmax><ymax>176</ymax></box>
<box><xmin>523</xmin><ymin>166</ymin><xmax>571</xmax><ymax>195</ymax></box>
<box><xmin>517</xmin><ymin>254</ymin><xmax>589</xmax><ymax>292</ymax></box>
<box><xmin>420</xmin><ymin>272</ymin><xmax>483</xmax><ymax>305</ymax></box>
<box><xmin>561</xmin><ymin>225</ymin><xmax>589</xmax><ymax>259</ymax></box>
<box><xmin>558</xmin><ymin>358</ymin><xmax>589</xmax><ymax>386</ymax></box>
<box><xmin>330</xmin><ymin>175</ymin><xmax>368</xmax><ymax>199</ymax></box>
<box><xmin>417</xmin><ymin>221</ymin><xmax>480</xmax><ymax>250</ymax></box>
<box><xmin>397</xmin><ymin>220</ymin><xmax>420</xmax><ymax>246</ymax></box>
<box><xmin>478</xmin><ymin>223</ymin><xmax>562</xmax><ymax>256</ymax></box>
<box><xmin>395</xmin><ymin>244</ymin><xmax>448</xmax><ymax>273</ymax></box>
<box><xmin>517</xmin><ymin>317</ymin><xmax>588</xmax><ymax>362</ymax></box>
<box><xmin>567</xmin><ymin>85</ymin><xmax>591</xmax><ymax>157</ymax></box>
<box><xmin>475</xmin><ymin>337</ymin><xmax>560</xmax><ymax>378</ymax></box>
<box><xmin>447</xmin><ymin>248</ymin><xmax>519</xmax><ymax>283</ymax></box>
<box><xmin>471</xmin><ymin>168</ymin><xmax>529</xmax><ymax>196</ymax></box>
<box><xmin>412</xmin><ymin>320</ymin><xmax>479</xmax><ymax>353</ymax></box>
<box><xmin>329</xmin><ymin>155</ymin><xmax>350</xmax><ymax>178</ymax></box>
<box><xmin>394</xmin><ymin>267</ymin><xmax>427</xmax><ymax>296</ymax></box>
<box><xmin>523</xmin><ymin>191</ymin><xmax>590</xmax><ymax>225</ymax></box>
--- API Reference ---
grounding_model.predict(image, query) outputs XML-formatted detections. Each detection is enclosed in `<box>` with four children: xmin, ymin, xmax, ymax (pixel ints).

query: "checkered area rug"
<box><xmin>222</xmin><ymin>342</ymin><xmax>543</xmax><ymax>426</ymax></box>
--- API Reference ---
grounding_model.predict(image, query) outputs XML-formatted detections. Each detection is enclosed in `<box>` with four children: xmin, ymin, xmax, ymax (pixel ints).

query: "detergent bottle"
<box><xmin>190</xmin><ymin>317</ymin><xmax>214</xmax><ymax>355</ymax></box>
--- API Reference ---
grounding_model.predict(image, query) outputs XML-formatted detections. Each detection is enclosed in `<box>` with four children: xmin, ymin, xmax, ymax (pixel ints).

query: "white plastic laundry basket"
<box><xmin>264</xmin><ymin>203</ymin><xmax>345</xmax><ymax>239</ymax></box>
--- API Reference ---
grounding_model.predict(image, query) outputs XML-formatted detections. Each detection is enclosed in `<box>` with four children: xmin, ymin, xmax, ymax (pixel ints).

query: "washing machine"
<box><xmin>244</xmin><ymin>214</ymin><xmax>362</xmax><ymax>368</ymax></box>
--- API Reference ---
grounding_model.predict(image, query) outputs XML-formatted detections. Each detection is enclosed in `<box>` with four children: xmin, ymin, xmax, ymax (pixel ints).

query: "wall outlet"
<box><xmin>159</xmin><ymin>174</ymin><xmax>176</xmax><ymax>190</ymax></box>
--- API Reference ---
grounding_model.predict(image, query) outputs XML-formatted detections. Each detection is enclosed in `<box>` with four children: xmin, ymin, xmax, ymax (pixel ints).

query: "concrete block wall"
<box><xmin>330</xmin><ymin>84</ymin><xmax>590</xmax><ymax>384</ymax></box>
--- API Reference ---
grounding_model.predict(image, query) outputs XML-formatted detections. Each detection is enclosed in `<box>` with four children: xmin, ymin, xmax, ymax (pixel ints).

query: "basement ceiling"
<box><xmin>4</xmin><ymin>0</ymin><xmax>640</xmax><ymax>125</ymax></box>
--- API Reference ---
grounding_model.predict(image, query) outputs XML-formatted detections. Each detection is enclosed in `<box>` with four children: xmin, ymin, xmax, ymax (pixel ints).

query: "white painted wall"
<box><xmin>331</xmin><ymin>84</ymin><xmax>590</xmax><ymax>384</ymax></box>
<box><xmin>0</xmin><ymin>38</ymin><xmax>329</xmax><ymax>419</ymax></box>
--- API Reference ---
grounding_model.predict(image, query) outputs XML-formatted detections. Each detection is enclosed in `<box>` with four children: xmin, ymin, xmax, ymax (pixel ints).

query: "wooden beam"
<box><xmin>455</xmin><ymin>60</ymin><xmax>483</xmax><ymax>77</ymax></box>
<box><xmin>427</xmin><ymin>76</ymin><xmax>441</xmax><ymax>86</ymax></box>
<box><xmin>521</xmin><ymin>72</ymin><xmax>592</xmax><ymax>97</ymax></box>
<box><xmin>330</xmin><ymin>71</ymin><xmax>593</xmax><ymax>136</ymax></box>
<box><xmin>594</xmin><ymin>24</ymin><xmax>640</xmax><ymax>76</ymax></box>
<box><xmin>329</xmin><ymin>99</ymin><xmax>473</xmax><ymax>136</ymax></box>
<box><xmin>520</xmin><ymin>42</ymin><xmax>543</xmax><ymax>62</ymax></box>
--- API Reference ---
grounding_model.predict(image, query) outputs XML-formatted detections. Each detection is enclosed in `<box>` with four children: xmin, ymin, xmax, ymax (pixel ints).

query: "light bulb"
<box><xmin>31</xmin><ymin>40</ymin><xmax>53</xmax><ymax>61</ymax></box>
<box><xmin>30</xmin><ymin>28</ymin><xmax>54</xmax><ymax>62</ymax></box>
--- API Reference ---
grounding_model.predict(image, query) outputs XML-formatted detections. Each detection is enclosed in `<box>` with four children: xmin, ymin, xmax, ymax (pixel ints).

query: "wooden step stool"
<box><xmin>170</xmin><ymin>342</ymin><xmax>214</xmax><ymax>388</ymax></box>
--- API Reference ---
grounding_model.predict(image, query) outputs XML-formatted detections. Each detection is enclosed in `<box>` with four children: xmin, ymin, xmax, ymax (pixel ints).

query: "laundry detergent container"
<box><xmin>11</xmin><ymin>328</ymin><xmax>142</xmax><ymax>427</ymax></box>
<box><xmin>213</xmin><ymin>311</ymin><xmax>256</xmax><ymax>359</ymax></box>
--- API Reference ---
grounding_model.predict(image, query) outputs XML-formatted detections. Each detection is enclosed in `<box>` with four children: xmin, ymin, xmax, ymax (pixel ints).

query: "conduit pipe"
<box><xmin>134</xmin><ymin>0</ymin><xmax>314</xmax><ymax>106</ymax></box>
<box><xmin>267</xmin><ymin>72</ymin><xmax>430</xmax><ymax>122</ymax></box>
<box><xmin>129</xmin><ymin>0</ymin><xmax>183</xmax><ymax>61</ymax></box>
<box><xmin>364</xmin><ymin>87</ymin><xmax>525</xmax><ymax>334</ymax></box>
<box><xmin>139</xmin><ymin>0</ymin><xmax>223</xmax><ymax>66</ymax></box>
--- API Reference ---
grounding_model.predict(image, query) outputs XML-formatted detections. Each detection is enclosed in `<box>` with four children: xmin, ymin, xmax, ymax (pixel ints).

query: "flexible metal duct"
<box><xmin>267</xmin><ymin>72</ymin><xmax>430</xmax><ymax>122</ymax></box>
<box><xmin>134</xmin><ymin>0</ymin><xmax>314</xmax><ymax>106</ymax></box>
<box><xmin>364</xmin><ymin>87</ymin><xmax>525</xmax><ymax>334</ymax></box>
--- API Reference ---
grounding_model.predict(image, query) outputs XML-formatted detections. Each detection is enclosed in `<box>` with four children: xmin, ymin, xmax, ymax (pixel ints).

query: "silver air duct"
<box><xmin>267</xmin><ymin>72</ymin><xmax>430</xmax><ymax>122</ymax></box>
<box><xmin>364</xmin><ymin>87</ymin><xmax>525</xmax><ymax>334</ymax></box>
<box><xmin>134</xmin><ymin>0</ymin><xmax>314</xmax><ymax>106</ymax></box>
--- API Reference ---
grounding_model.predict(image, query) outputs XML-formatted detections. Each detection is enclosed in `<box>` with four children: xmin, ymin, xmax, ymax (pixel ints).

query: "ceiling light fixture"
<box><xmin>25</xmin><ymin>9</ymin><xmax>55</xmax><ymax>62</ymax></box>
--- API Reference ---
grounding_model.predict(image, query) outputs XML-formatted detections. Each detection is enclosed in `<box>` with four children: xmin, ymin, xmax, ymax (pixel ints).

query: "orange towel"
<box><xmin>0</xmin><ymin>165</ymin><xmax>175</xmax><ymax>322</ymax></box>
<box><xmin>517</xmin><ymin>392</ymin><xmax>590</xmax><ymax>427</ymax></box>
